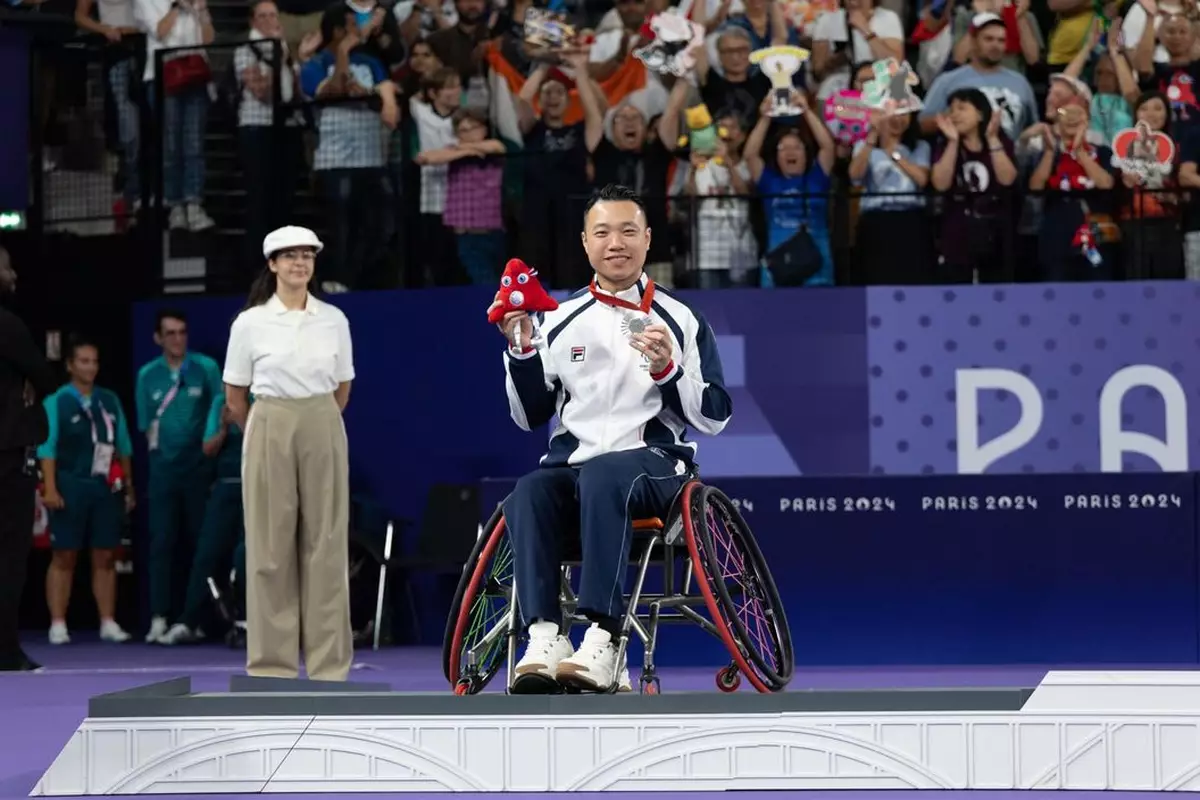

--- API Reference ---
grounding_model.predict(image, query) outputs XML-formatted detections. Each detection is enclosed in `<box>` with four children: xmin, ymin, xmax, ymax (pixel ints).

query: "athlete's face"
<box><xmin>581</xmin><ymin>200</ymin><xmax>651</xmax><ymax>289</ymax></box>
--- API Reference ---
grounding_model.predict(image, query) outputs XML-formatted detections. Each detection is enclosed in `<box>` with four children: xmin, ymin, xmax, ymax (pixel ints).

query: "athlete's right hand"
<box><xmin>43</xmin><ymin>488</ymin><xmax>65</xmax><ymax>510</ymax></box>
<box><xmin>488</xmin><ymin>292</ymin><xmax>533</xmax><ymax>350</ymax></box>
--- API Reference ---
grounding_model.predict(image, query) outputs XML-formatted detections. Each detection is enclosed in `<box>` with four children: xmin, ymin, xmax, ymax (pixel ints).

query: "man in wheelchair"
<box><xmin>489</xmin><ymin>184</ymin><xmax>732</xmax><ymax>694</ymax></box>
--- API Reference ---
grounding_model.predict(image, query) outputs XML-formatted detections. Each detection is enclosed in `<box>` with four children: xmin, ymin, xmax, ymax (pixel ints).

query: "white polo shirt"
<box><xmin>224</xmin><ymin>293</ymin><xmax>355</xmax><ymax>399</ymax></box>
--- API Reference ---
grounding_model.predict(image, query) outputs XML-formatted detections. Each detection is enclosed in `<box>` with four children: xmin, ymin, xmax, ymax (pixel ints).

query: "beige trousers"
<box><xmin>242</xmin><ymin>394</ymin><xmax>352</xmax><ymax>681</ymax></box>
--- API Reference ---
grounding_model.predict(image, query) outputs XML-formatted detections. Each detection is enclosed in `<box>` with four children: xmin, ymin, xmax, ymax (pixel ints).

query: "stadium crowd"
<box><xmin>55</xmin><ymin>0</ymin><xmax>1200</xmax><ymax>289</ymax></box>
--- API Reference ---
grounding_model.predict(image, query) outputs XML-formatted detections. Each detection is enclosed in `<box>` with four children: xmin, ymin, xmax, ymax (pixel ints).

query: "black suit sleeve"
<box><xmin>0</xmin><ymin>311</ymin><xmax>55</xmax><ymax>398</ymax></box>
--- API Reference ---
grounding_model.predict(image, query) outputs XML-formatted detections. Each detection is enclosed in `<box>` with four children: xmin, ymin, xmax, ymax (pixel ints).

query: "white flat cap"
<box><xmin>263</xmin><ymin>226</ymin><xmax>324</xmax><ymax>259</ymax></box>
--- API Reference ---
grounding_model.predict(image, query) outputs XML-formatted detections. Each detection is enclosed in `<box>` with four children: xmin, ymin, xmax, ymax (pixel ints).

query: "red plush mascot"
<box><xmin>486</xmin><ymin>259</ymin><xmax>559</xmax><ymax>324</ymax></box>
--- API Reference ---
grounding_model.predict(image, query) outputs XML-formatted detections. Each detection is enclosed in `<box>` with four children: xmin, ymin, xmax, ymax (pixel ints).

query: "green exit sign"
<box><xmin>0</xmin><ymin>211</ymin><xmax>26</xmax><ymax>230</ymax></box>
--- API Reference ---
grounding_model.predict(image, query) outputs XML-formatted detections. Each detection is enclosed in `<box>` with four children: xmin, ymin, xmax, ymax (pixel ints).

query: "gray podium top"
<box><xmin>86</xmin><ymin>676</ymin><xmax>1036</xmax><ymax>718</ymax></box>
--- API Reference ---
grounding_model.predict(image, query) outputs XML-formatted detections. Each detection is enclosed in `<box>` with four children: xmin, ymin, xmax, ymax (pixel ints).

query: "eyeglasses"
<box><xmin>276</xmin><ymin>249</ymin><xmax>316</xmax><ymax>261</ymax></box>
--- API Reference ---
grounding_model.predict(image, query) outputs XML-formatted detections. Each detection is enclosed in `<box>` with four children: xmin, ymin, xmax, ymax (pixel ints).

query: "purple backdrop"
<box><xmin>867</xmin><ymin>282</ymin><xmax>1200</xmax><ymax>475</ymax></box>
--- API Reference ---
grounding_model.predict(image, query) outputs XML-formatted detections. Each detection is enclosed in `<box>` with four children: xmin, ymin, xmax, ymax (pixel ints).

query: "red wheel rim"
<box><xmin>447</xmin><ymin>517</ymin><xmax>508</xmax><ymax>686</ymax></box>
<box><xmin>681</xmin><ymin>482</ymin><xmax>772</xmax><ymax>694</ymax></box>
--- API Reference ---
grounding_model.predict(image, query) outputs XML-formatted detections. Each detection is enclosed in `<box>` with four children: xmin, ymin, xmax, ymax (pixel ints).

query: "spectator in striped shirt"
<box><xmin>416</xmin><ymin>107</ymin><xmax>507</xmax><ymax>284</ymax></box>
<box><xmin>235</xmin><ymin>0</ymin><xmax>305</xmax><ymax>272</ymax></box>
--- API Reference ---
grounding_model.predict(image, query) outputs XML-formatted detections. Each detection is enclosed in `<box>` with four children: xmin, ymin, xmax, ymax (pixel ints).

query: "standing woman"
<box><xmin>222</xmin><ymin>226</ymin><xmax>355</xmax><ymax>681</ymax></box>
<box><xmin>39</xmin><ymin>337</ymin><xmax>136</xmax><ymax>645</ymax></box>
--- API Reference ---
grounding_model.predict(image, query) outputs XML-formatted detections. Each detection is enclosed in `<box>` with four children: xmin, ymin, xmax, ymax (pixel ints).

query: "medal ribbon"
<box><xmin>589</xmin><ymin>277</ymin><xmax>655</xmax><ymax>315</ymax></box>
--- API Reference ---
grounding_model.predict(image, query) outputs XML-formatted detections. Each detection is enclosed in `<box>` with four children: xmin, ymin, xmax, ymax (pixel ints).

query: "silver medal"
<box><xmin>627</xmin><ymin>315</ymin><xmax>650</xmax><ymax>335</ymax></box>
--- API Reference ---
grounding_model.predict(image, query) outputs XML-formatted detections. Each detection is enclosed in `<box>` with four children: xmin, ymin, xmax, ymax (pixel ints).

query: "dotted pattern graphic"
<box><xmin>865</xmin><ymin>283</ymin><xmax>1199</xmax><ymax>475</ymax></box>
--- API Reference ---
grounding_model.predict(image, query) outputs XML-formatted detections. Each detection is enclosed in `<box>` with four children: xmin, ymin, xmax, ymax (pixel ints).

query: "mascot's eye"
<box><xmin>517</xmin><ymin>273</ymin><xmax>530</xmax><ymax>284</ymax></box>
<box><xmin>501</xmin><ymin>275</ymin><xmax>513</xmax><ymax>287</ymax></box>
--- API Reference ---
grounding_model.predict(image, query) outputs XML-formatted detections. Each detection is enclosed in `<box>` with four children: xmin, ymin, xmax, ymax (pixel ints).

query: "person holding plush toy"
<box><xmin>486</xmin><ymin>184</ymin><xmax>733</xmax><ymax>694</ymax></box>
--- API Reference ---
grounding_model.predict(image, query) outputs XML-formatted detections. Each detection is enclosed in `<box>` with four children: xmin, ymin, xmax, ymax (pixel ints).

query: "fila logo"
<box><xmin>570</xmin><ymin>346</ymin><xmax>586</xmax><ymax>362</ymax></box>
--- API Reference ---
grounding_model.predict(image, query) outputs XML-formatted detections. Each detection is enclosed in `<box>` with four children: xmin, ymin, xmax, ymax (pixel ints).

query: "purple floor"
<box><xmin>0</xmin><ymin>638</ymin><xmax>1194</xmax><ymax>798</ymax></box>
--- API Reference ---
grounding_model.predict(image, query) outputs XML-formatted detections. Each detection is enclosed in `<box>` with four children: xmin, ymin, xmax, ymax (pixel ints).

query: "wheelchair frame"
<box><xmin>445</xmin><ymin>480</ymin><xmax>794</xmax><ymax>695</ymax></box>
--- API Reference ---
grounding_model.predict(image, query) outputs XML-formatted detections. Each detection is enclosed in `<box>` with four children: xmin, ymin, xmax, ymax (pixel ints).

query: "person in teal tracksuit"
<box><xmin>160</xmin><ymin>393</ymin><xmax>249</xmax><ymax>645</ymax></box>
<box><xmin>38</xmin><ymin>336</ymin><xmax>136</xmax><ymax>646</ymax></box>
<box><xmin>135</xmin><ymin>309</ymin><xmax>223</xmax><ymax>643</ymax></box>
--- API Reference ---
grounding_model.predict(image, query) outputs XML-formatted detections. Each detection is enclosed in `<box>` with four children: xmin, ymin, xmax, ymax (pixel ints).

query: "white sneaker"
<box><xmin>556</xmin><ymin>623</ymin><xmax>632</xmax><ymax>692</ymax></box>
<box><xmin>99</xmin><ymin>620</ymin><xmax>130</xmax><ymax>643</ymax></box>
<box><xmin>168</xmin><ymin>205</ymin><xmax>187</xmax><ymax>230</ymax></box>
<box><xmin>159</xmin><ymin>623</ymin><xmax>199</xmax><ymax>645</ymax></box>
<box><xmin>511</xmin><ymin>620</ymin><xmax>573</xmax><ymax>692</ymax></box>
<box><xmin>186</xmin><ymin>203</ymin><xmax>214</xmax><ymax>232</ymax></box>
<box><xmin>48</xmin><ymin>622</ymin><xmax>70</xmax><ymax>645</ymax></box>
<box><xmin>145</xmin><ymin>616</ymin><xmax>168</xmax><ymax>643</ymax></box>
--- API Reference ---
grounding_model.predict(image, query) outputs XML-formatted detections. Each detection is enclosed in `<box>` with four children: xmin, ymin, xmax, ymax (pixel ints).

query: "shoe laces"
<box><xmin>525</xmin><ymin>635</ymin><xmax>559</xmax><ymax>657</ymax></box>
<box><xmin>575</xmin><ymin>630</ymin><xmax>614</xmax><ymax>662</ymax></box>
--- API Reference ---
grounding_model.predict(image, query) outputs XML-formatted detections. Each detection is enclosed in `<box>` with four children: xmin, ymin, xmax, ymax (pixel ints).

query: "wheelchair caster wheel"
<box><xmin>716</xmin><ymin>666</ymin><xmax>742</xmax><ymax>693</ymax></box>
<box><xmin>454</xmin><ymin>677</ymin><xmax>480</xmax><ymax>696</ymax></box>
<box><xmin>640</xmin><ymin>677</ymin><xmax>661</xmax><ymax>695</ymax></box>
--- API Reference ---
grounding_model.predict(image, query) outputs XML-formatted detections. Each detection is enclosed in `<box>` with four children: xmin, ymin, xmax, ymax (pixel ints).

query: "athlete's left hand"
<box><xmin>631</xmin><ymin>324</ymin><xmax>673</xmax><ymax>374</ymax></box>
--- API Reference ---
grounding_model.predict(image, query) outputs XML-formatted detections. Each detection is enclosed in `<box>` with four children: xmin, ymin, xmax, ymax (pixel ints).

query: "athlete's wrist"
<box><xmin>650</xmin><ymin>360</ymin><xmax>676</xmax><ymax>382</ymax></box>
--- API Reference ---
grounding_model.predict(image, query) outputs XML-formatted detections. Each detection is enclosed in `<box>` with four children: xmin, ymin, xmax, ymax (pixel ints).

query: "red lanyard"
<box><xmin>588</xmin><ymin>277</ymin><xmax>655</xmax><ymax>314</ymax></box>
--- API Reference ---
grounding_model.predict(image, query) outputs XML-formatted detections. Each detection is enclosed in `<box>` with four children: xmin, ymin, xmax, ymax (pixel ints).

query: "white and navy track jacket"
<box><xmin>503</xmin><ymin>274</ymin><xmax>733</xmax><ymax>468</ymax></box>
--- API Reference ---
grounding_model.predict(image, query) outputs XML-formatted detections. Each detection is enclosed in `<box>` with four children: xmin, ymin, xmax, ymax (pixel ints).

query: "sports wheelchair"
<box><xmin>443</xmin><ymin>479</ymin><xmax>794</xmax><ymax>695</ymax></box>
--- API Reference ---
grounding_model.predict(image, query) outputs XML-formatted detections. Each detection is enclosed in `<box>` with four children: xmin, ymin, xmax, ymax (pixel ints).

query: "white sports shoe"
<box><xmin>145</xmin><ymin>616</ymin><xmax>168</xmax><ymax>644</ymax></box>
<box><xmin>556</xmin><ymin>624</ymin><xmax>633</xmax><ymax>693</ymax></box>
<box><xmin>158</xmin><ymin>623</ymin><xmax>200</xmax><ymax>645</ymax></box>
<box><xmin>99</xmin><ymin>620</ymin><xmax>131</xmax><ymax>643</ymax></box>
<box><xmin>48</xmin><ymin>622</ymin><xmax>70</xmax><ymax>645</ymax></box>
<box><xmin>512</xmin><ymin>621</ymin><xmax>573</xmax><ymax>693</ymax></box>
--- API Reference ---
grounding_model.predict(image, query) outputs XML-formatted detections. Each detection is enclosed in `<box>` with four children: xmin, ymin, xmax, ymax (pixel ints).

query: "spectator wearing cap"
<box><xmin>1039</xmin><ymin>72</ymin><xmax>1110</xmax><ymax>145</ymax></box>
<box><xmin>1059</xmin><ymin>20</ymin><xmax>1136</xmax><ymax>144</ymax></box>
<box><xmin>513</xmin><ymin>64</ymin><xmax>590</xmax><ymax>288</ymax></box>
<box><xmin>223</xmin><ymin>225</ymin><xmax>356</xmax><ymax>682</ymax></box>
<box><xmin>300</xmin><ymin>2</ymin><xmax>401</xmax><ymax>292</ymax></box>
<box><xmin>944</xmin><ymin>0</ymin><xmax>1042</xmax><ymax>76</ymax></box>
<box><xmin>810</xmin><ymin>0</ymin><xmax>904</xmax><ymax>101</ymax></box>
<box><xmin>1131</xmin><ymin>0</ymin><xmax>1200</xmax><ymax>143</ymax></box>
<box><xmin>1027</xmin><ymin>91</ymin><xmax>1118</xmax><ymax>281</ymax></box>
<box><xmin>920</xmin><ymin>12</ymin><xmax>1037</xmax><ymax>141</ymax></box>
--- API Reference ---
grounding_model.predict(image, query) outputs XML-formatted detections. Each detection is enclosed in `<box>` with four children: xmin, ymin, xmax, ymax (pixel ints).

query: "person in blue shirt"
<box><xmin>298</xmin><ymin>3</ymin><xmax>399</xmax><ymax>292</ymax></box>
<box><xmin>38</xmin><ymin>336</ymin><xmax>135</xmax><ymax>645</ymax></box>
<box><xmin>744</xmin><ymin>90</ymin><xmax>837</xmax><ymax>287</ymax></box>
<box><xmin>159</xmin><ymin>393</ymin><xmax>249</xmax><ymax>645</ymax></box>
<box><xmin>134</xmin><ymin>309</ymin><xmax>223</xmax><ymax>643</ymax></box>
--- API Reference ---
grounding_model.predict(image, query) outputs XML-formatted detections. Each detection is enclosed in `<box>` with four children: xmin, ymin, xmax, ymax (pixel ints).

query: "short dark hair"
<box><xmin>65</xmin><ymin>335</ymin><xmax>98</xmax><ymax>362</ymax></box>
<box><xmin>582</xmin><ymin>184</ymin><xmax>648</xmax><ymax>226</ymax></box>
<box><xmin>156</xmin><ymin>309</ymin><xmax>187</xmax><ymax>333</ymax></box>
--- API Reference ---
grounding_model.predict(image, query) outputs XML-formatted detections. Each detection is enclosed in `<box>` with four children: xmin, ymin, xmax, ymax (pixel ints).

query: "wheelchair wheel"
<box><xmin>682</xmin><ymin>482</ymin><xmax>794</xmax><ymax>693</ymax></box>
<box><xmin>442</xmin><ymin>504</ymin><xmax>517</xmax><ymax>692</ymax></box>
